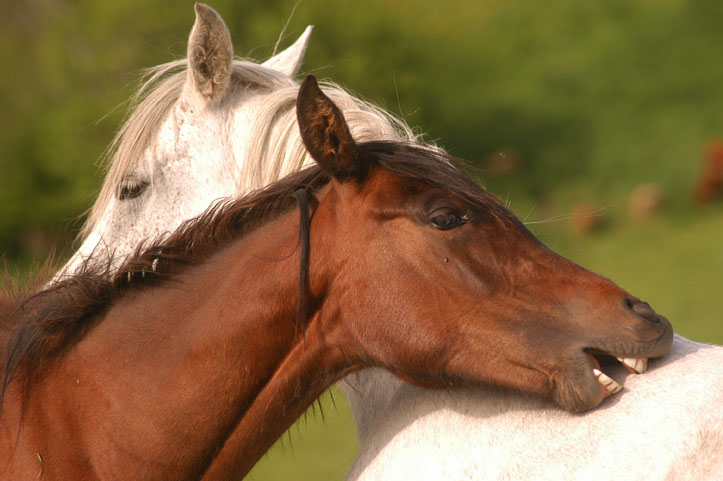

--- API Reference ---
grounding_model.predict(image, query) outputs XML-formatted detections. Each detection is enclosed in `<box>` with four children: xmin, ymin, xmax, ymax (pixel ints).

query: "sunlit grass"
<box><xmin>247</xmin><ymin>386</ymin><xmax>359</xmax><ymax>481</ymax></box>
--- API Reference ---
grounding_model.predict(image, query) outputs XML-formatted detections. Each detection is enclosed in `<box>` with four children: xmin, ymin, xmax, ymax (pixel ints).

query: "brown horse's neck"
<box><xmin>201</xmin><ymin>318</ymin><xmax>348</xmax><ymax>480</ymax></box>
<box><xmin>1</xmin><ymin>208</ymin><xmax>347</xmax><ymax>481</ymax></box>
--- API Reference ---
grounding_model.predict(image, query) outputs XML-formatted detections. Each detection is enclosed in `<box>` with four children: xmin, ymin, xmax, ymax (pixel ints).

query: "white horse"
<box><xmin>55</xmin><ymin>5</ymin><xmax>722</xmax><ymax>480</ymax></box>
<box><xmin>56</xmin><ymin>4</ymin><xmax>420</xmax><ymax>280</ymax></box>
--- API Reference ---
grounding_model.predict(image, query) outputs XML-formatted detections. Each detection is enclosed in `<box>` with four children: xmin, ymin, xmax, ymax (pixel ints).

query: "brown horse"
<box><xmin>0</xmin><ymin>76</ymin><xmax>672</xmax><ymax>480</ymax></box>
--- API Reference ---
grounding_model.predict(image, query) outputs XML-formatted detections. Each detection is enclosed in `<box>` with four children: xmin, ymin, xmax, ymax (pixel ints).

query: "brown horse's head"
<box><xmin>297</xmin><ymin>75</ymin><xmax>673</xmax><ymax>412</ymax></box>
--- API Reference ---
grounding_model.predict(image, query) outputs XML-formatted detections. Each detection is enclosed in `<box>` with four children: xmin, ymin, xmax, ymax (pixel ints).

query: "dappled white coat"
<box><xmin>54</xmin><ymin>5</ymin><xmax>722</xmax><ymax>480</ymax></box>
<box><xmin>55</xmin><ymin>24</ymin><xmax>314</xmax><ymax>279</ymax></box>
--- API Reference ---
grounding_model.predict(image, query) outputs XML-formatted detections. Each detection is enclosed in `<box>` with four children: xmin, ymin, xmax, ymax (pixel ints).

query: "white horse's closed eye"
<box><xmin>54</xmin><ymin>4</ymin><xmax>722</xmax><ymax>480</ymax></box>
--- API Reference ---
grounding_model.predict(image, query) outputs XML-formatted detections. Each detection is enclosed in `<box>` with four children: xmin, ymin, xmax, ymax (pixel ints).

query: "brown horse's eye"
<box><xmin>117</xmin><ymin>178</ymin><xmax>149</xmax><ymax>200</ymax></box>
<box><xmin>431</xmin><ymin>212</ymin><xmax>466</xmax><ymax>230</ymax></box>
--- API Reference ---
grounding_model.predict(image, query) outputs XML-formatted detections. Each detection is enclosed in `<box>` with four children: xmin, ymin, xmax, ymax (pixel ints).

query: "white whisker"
<box><xmin>522</xmin><ymin>197</ymin><xmax>544</xmax><ymax>223</ymax></box>
<box><xmin>524</xmin><ymin>204</ymin><xmax>615</xmax><ymax>225</ymax></box>
<box><xmin>272</xmin><ymin>0</ymin><xmax>303</xmax><ymax>56</ymax></box>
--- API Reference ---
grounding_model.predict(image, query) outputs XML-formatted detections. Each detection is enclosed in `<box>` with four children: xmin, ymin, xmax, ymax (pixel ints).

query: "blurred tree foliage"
<box><xmin>2</xmin><ymin>0</ymin><xmax>723</xmax><ymax>261</ymax></box>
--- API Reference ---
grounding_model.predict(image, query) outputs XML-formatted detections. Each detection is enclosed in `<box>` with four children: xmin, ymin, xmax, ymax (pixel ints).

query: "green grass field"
<box><xmin>247</xmin><ymin>387</ymin><xmax>359</xmax><ymax>481</ymax></box>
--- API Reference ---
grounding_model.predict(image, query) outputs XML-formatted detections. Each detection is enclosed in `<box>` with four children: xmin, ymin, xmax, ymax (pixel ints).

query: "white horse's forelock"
<box><xmin>82</xmin><ymin>57</ymin><xmax>428</xmax><ymax>241</ymax></box>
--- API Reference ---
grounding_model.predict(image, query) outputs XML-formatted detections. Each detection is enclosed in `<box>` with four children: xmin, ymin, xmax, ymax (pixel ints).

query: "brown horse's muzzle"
<box><xmin>551</xmin><ymin>293</ymin><xmax>674</xmax><ymax>412</ymax></box>
<box><xmin>614</xmin><ymin>296</ymin><xmax>673</xmax><ymax>351</ymax></box>
<box><xmin>623</xmin><ymin>297</ymin><xmax>668</xmax><ymax>331</ymax></box>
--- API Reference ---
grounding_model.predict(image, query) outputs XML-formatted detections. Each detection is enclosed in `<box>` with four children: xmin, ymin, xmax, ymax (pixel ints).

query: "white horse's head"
<box><xmin>57</xmin><ymin>3</ymin><xmax>416</xmax><ymax>279</ymax></box>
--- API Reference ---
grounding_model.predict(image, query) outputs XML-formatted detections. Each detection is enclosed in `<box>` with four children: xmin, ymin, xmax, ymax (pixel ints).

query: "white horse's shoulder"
<box><xmin>666</xmin><ymin>420</ymin><xmax>723</xmax><ymax>481</ymax></box>
<box><xmin>348</xmin><ymin>336</ymin><xmax>723</xmax><ymax>480</ymax></box>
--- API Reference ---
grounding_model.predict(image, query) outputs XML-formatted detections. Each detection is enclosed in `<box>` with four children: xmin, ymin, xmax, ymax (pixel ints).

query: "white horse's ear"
<box><xmin>262</xmin><ymin>26</ymin><xmax>313</xmax><ymax>77</ymax></box>
<box><xmin>186</xmin><ymin>3</ymin><xmax>233</xmax><ymax>102</ymax></box>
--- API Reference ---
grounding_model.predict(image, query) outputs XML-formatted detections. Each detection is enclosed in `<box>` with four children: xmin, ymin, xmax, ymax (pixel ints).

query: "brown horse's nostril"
<box><xmin>623</xmin><ymin>297</ymin><xmax>661</xmax><ymax>324</ymax></box>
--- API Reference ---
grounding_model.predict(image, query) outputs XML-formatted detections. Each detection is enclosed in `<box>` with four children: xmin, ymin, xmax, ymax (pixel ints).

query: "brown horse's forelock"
<box><xmin>0</xmin><ymin>140</ymin><xmax>510</xmax><ymax>409</ymax></box>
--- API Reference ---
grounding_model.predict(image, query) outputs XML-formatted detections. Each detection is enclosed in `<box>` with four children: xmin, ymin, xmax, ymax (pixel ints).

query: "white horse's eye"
<box><xmin>117</xmin><ymin>178</ymin><xmax>149</xmax><ymax>200</ymax></box>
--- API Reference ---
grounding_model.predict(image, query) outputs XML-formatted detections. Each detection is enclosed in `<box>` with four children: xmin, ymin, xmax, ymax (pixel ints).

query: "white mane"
<box><xmin>82</xmin><ymin>58</ymin><xmax>430</xmax><ymax>240</ymax></box>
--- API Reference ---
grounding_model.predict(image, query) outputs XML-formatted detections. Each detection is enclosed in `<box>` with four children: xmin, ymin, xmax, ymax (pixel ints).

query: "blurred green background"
<box><xmin>1</xmin><ymin>0</ymin><xmax>722</xmax><ymax>479</ymax></box>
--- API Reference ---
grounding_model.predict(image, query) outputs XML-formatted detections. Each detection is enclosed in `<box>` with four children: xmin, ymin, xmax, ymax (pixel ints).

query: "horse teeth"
<box><xmin>593</xmin><ymin>368</ymin><xmax>623</xmax><ymax>396</ymax></box>
<box><xmin>616</xmin><ymin>357</ymin><xmax>648</xmax><ymax>374</ymax></box>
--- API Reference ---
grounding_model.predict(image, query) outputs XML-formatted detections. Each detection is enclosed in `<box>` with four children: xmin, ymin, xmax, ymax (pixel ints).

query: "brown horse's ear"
<box><xmin>297</xmin><ymin>75</ymin><xmax>363</xmax><ymax>181</ymax></box>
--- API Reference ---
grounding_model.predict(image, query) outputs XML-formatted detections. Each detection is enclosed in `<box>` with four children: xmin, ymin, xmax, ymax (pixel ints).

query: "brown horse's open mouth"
<box><xmin>550</xmin><ymin>303</ymin><xmax>673</xmax><ymax>412</ymax></box>
<box><xmin>588</xmin><ymin>354</ymin><xmax>647</xmax><ymax>396</ymax></box>
<box><xmin>584</xmin><ymin>316</ymin><xmax>673</xmax><ymax>400</ymax></box>
<box><xmin>547</xmin><ymin>295</ymin><xmax>673</xmax><ymax>409</ymax></box>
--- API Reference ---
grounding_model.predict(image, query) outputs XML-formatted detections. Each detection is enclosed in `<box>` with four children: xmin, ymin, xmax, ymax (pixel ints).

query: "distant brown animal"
<box><xmin>629</xmin><ymin>183</ymin><xmax>664</xmax><ymax>220</ymax></box>
<box><xmin>694</xmin><ymin>141</ymin><xmax>723</xmax><ymax>204</ymax></box>
<box><xmin>569</xmin><ymin>203</ymin><xmax>602</xmax><ymax>235</ymax></box>
<box><xmin>485</xmin><ymin>148</ymin><xmax>521</xmax><ymax>175</ymax></box>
